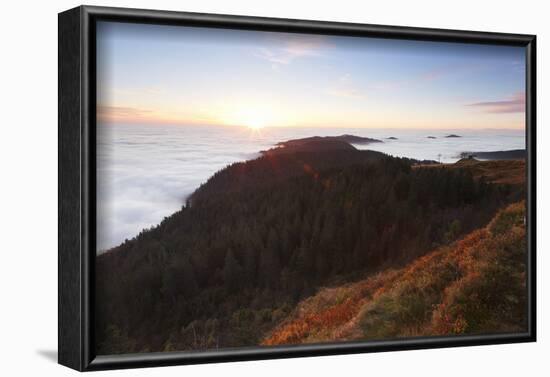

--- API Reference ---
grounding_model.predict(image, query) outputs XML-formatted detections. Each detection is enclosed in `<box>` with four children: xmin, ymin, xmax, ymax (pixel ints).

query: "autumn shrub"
<box><xmin>432</xmin><ymin>203</ymin><xmax>526</xmax><ymax>334</ymax></box>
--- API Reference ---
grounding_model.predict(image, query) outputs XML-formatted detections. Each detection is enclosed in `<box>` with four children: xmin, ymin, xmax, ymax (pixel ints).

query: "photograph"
<box><xmin>94</xmin><ymin>20</ymin><xmax>529</xmax><ymax>355</ymax></box>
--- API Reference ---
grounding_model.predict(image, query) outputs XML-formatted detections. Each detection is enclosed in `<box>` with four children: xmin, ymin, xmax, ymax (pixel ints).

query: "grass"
<box><xmin>416</xmin><ymin>159</ymin><xmax>526</xmax><ymax>186</ymax></box>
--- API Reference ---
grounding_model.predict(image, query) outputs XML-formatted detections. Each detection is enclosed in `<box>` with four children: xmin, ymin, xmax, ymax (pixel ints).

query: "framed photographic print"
<box><xmin>58</xmin><ymin>5</ymin><xmax>536</xmax><ymax>371</ymax></box>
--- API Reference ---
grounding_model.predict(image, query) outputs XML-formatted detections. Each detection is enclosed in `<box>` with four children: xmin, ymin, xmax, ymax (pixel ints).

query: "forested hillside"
<box><xmin>96</xmin><ymin>142</ymin><xmax>524</xmax><ymax>354</ymax></box>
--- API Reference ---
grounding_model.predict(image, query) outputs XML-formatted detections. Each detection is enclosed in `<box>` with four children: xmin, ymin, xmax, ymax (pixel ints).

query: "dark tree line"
<box><xmin>96</xmin><ymin>149</ymin><xmax>518</xmax><ymax>354</ymax></box>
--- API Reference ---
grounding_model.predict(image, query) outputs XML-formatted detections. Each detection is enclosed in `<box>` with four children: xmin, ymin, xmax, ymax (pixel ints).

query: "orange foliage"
<box><xmin>263</xmin><ymin>298</ymin><xmax>361</xmax><ymax>345</ymax></box>
<box><xmin>263</xmin><ymin>270</ymin><xmax>401</xmax><ymax>345</ymax></box>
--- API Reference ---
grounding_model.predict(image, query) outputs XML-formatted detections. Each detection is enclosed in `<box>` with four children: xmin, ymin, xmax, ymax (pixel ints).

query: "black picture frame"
<box><xmin>58</xmin><ymin>5</ymin><xmax>537</xmax><ymax>372</ymax></box>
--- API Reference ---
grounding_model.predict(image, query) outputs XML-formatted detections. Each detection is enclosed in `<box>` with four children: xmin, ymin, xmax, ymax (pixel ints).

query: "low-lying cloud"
<box><xmin>96</xmin><ymin>123</ymin><xmax>266</xmax><ymax>252</ymax></box>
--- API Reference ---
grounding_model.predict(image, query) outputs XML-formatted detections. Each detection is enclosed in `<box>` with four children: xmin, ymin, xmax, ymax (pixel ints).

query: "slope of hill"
<box><xmin>95</xmin><ymin>138</ymin><xmax>525</xmax><ymax>354</ymax></box>
<box><xmin>263</xmin><ymin>201</ymin><xmax>527</xmax><ymax>345</ymax></box>
<box><xmin>188</xmin><ymin>147</ymin><xmax>387</xmax><ymax>205</ymax></box>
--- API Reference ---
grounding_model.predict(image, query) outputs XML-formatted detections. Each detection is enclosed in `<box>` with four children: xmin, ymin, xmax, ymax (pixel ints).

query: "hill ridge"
<box><xmin>95</xmin><ymin>152</ymin><xmax>524</xmax><ymax>354</ymax></box>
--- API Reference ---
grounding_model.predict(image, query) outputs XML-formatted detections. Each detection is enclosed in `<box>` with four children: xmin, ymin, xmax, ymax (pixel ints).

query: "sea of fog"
<box><xmin>97</xmin><ymin>124</ymin><xmax>525</xmax><ymax>251</ymax></box>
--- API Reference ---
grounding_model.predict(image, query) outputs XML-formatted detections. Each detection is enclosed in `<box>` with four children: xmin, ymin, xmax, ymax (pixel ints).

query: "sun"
<box><xmin>247</xmin><ymin>120</ymin><xmax>264</xmax><ymax>130</ymax></box>
<box><xmin>235</xmin><ymin>108</ymin><xmax>272</xmax><ymax>129</ymax></box>
<box><xmin>221</xmin><ymin>105</ymin><xmax>279</xmax><ymax>129</ymax></box>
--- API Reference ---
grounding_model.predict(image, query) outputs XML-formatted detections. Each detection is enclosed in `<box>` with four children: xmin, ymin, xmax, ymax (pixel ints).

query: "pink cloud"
<box><xmin>97</xmin><ymin>105</ymin><xmax>153</xmax><ymax>122</ymax></box>
<box><xmin>467</xmin><ymin>92</ymin><xmax>525</xmax><ymax>113</ymax></box>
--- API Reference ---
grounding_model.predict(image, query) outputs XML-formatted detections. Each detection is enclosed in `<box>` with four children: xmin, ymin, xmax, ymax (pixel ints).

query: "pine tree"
<box><xmin>223</xmin><ymin>249</ymin><xmax>243</xmax><ymax>291</ymax></box>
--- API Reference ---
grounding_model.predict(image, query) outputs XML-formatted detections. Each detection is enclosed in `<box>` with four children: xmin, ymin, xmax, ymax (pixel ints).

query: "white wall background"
<box><xmin>0</xmin><ymin>0</ymin><xmax>546</xmax><ymax>375</ymax></box>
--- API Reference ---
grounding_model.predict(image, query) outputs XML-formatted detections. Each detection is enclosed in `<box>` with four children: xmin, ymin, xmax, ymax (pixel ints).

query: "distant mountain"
<box><xmin>264</xmin><ymin>201</ymin><xmax>527</xmax><ymax>345</ymax></box>
<box><xmin>264</xmin><ymin>138</ymin><xmax>356</xmax><ymax>156</ymax></box>
<box><xmin>460</xmin><ymin>149</ymin><xmax>526</xmax><ymax>160</ymax></box>
<box><xmin>95</xmin><ymin>139</ymin><xmax>524</xmax><ymax>354</ymax></box>
<box><xmin>445</xmin><ymin>134</ymin><xmax>462</xmax><ymax>138</ymax></box>
<box><xmin>276</xmin><ymin>134</ymin><xmax>383</xmax><ymax>146</ymax></box>
<box><xmin>262</xmin><ymin>135</ymin><xmax>382</xmax><ymax>156</ymax></box>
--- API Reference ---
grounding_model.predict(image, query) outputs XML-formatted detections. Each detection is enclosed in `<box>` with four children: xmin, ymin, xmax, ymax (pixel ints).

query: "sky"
<box><xmin>97</xmin><ymin>21</ymin><xmax>526</xmax><ymax>130</ymax></box>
